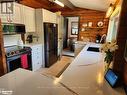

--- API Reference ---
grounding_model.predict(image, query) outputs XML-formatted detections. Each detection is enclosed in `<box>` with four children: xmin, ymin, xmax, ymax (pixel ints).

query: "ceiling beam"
<box><xmin>20</xmin><ymin>0</ymin><xmax>50</xmax><ymax>9</ymax></box>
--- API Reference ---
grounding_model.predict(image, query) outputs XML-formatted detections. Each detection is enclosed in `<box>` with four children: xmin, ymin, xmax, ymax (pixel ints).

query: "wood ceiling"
<box><xmin>19</xmin><ymin>0</ymin><xmax>75</xmax><ymax>12</ymax></box>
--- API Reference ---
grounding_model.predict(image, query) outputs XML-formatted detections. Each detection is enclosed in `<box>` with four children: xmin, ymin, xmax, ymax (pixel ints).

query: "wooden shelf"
<box><xmin>83</xmin><ymin>26</ymin><xmax>103</xmax><ymax>29</ymax></box>
<box><xmin>81</xmin><ymin>26</ymin><xmax>104</xmax><ymax>32</ymax></box>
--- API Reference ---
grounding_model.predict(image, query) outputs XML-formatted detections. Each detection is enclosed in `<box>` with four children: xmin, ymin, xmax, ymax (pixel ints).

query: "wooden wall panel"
<box><xmin>0</xmin><ymin>20</ymin><xmax>7</xmax><ymax>76</ymax></box>
<box><xmin>62</xmin><ymin>8</ymin><xmax>109</xmax><ymax>42</ymax></box>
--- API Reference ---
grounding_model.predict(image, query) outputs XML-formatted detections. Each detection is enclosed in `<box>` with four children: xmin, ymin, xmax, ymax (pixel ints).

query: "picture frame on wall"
<box><xmin>71</xmin><ymin>22</ymin><xmax>79</xmax><ymax>35</ymax></box>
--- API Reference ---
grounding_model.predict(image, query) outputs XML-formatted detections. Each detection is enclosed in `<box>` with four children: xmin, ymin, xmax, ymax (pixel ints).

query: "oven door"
<box><xmin>6</xmin><ymin>52</ymin><xmax>32</xmax><ymax>72</ymax></box>
<box><xmin>6</xmin><ymin>55</ymin><xmax>21</xmax><ymax>72</ymax></box>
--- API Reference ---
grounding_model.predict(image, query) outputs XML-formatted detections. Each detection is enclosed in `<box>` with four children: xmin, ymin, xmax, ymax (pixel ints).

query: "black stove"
<box><xmin>5</xmin><ymin>45</ymin><xmax>32</xmax><ymax>58</ymax></box>
<box><xmin>5</xmin><ymin>45</ymin><xmax>32</xmax><ymax>72</ymax></box>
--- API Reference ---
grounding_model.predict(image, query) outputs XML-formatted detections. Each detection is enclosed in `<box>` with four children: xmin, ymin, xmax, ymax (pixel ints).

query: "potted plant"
<box><xmin>100</xmin><ymin>40</ymin><xmax>118</xmax><ymax>72</ymax></box>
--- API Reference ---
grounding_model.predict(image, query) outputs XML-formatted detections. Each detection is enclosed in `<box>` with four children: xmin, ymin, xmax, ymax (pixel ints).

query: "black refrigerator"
<box><xmin>44</xmin><ymin>23</ymin><xmax>58</xmax><ymax>67</ymax></box>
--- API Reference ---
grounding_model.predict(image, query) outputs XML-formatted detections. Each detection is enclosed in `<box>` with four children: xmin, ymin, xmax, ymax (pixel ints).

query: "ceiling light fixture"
<box><xmin>53</xmin><ymin>0</ymin><xmax>64</xmax><ymax>7</ymax></box>
<box><xmin>106</xmin><ymin>4</ymin><xmax>115</xmax><ymax>18</ymax></box>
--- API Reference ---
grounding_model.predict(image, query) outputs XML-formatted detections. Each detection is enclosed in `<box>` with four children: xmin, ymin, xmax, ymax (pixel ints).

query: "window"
<box><xmin>71</xmin><ymin>22</ymin><xmax>78</xmax><ymax>35</ymax></box>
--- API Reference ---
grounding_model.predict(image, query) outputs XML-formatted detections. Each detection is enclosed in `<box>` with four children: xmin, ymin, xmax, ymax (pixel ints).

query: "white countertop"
<box><xmin>24</xmin><ymin>43</ymin><xmax>42</xmax><ymax>47</ymax></box>
<box><xmin>0</xmin><ymin>43</ymin><xmax>125</xmax><ymax>95</ymax></box>
<box><xmin>0</xmin><ymin>69</ymin><xmax>74</xmax><ymax>95</ymax></box>
<box><xmin>75</xmin><ymin>41</ymin><xmax>88</xmax><ymax>45</ymax></box>
<box><xmin>58</xmin><ymin>43</ymin><xmax>125</xmax><ymax>95</ymax></box>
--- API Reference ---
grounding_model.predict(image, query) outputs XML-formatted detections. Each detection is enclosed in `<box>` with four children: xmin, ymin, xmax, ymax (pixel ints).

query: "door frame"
<box><xmin>63</xmin><ymin>16</ymin><xmax>80</xmax><ymax>49</ymax></box>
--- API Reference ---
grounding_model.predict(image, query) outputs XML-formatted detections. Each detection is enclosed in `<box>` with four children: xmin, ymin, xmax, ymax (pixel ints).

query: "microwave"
<box><xmin>2</xmin><ymin>23</ymin><xmax>26</xmax><ymax>34</ymax></box>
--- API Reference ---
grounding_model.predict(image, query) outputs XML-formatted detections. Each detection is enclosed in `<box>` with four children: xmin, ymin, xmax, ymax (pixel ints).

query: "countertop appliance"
<box><xmin>44</xmin><ymin>23</ymin><xmax>58</xmax><ymax>67</ymax></box>
<box><xmin>26</xmin><ymin>35</ymin><xmax>33</xmax><ymax>43</ymax></box>
<box><xmin>5</xmin><ymin>45</ymin><xmax>32</xmax><ymax>72</ymax></box>
<box><xmin>2</xmin><ymin>23</ymin><xmax>26</xmax><ymax>34</ymax></box>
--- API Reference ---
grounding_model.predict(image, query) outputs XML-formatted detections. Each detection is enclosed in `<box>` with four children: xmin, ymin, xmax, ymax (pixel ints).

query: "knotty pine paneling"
<box><xmin>62</xmin><ymin>8</ymin><xmax>109</xmax><ymax>42</ymax></box>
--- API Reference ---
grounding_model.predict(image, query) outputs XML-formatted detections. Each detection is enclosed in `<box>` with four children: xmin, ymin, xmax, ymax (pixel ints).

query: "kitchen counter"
<box><xmin>75</xmin><ymin>41</ymin><xmax>88</xmax><ymax>45</ymax></box>
<box><xmin>58</xmin><ymin>43</ymin><xmax>125</xmax><ymax>95</ymax></box>
<box><xmin>74</xmin><ymin>41</ymin><xmax>87</xmax><ymax>57</ymax></box>
<box><xmin>24</xmin><ymin>43</ymin><xmax>42</xmax><ymax>47</ymax></box>
<box><xmin>0</xmin><ymin>43</ymin><xmax>125</xmax><ymax>95</ymax></box>
<box><xmin>0</xmin><ymin>69</ymin><xmax>74</xmax><ymax>95</ymax></box>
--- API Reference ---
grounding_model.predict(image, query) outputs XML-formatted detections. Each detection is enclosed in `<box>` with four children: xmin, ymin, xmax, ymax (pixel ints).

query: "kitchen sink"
<box><xmin>87</xmin><ymin>47</ymin><xmax>100</xmax><ymax>52</ymax></box>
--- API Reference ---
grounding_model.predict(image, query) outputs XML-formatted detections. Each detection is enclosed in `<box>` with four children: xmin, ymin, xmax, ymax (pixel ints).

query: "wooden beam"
<box><xmin>0</xmin><ymin>19</ymin><xmax>7</xmax><ymax>76</ymax></box>
<box><xmin>20</xmin><ymin>0</ymin><xmax>50</xmax><ymax>9</ymax></box>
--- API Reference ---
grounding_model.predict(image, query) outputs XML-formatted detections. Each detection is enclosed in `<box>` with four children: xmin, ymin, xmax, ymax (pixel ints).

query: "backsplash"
<box><xmin>4</xmin><ymin>34</ymin><xmax>22</xmax><ymax>47</ymax></box>
<box><xmin>25</xmin><ymin>32</ymin><xmax>39</xmax><ymax>44</ymax></box>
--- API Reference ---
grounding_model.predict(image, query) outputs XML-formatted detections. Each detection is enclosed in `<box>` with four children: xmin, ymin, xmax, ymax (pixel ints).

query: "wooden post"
<box><xmin>113</xmin><ymin>0</ymin><xmax>127</xmax><ymax>82</ymax></box>
<box><xmin>0</xmin><ymin>19</ymin><xmax>7</xmax><ymax>76</ymax></box>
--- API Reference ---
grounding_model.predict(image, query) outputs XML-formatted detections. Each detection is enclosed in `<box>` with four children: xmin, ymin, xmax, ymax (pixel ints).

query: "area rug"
<box><xmin>42</xmin><ymin>62</ymin><xmax>70</xmax><ymax>77</ymax></box>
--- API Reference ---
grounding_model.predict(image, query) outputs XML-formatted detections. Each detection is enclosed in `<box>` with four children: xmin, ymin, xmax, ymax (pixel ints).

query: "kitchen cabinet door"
<box><xmin>42</xmin><ymin>9</ymin><xmax>57</xmax><ymax>23</ymax></box>
<box><xmin>0</xmin><ymin>2</ymin><xmax>12</xmax><ymax>23</ymax></box>
<box><xmin>0</xmin><ymin>2</ymin><xmax>22</xmax><ymax>23</ymax></box>
<box><xmin>22</xmin><ymin>5</ymin><xmax>35</xmax><ymax>32</ymax></box>
<box><xmin>13</xmin><ymin>3</ymin><xmax>23</xmax><ymax>24</ymax></box>
<box><xmin>57</xmin><ymin>15</ymin><xmax>64</xmax><ymax>58</ymax></box>
<box><xmin>31</xmin><ymin>45</ymin><xmax>43</xmax><ymax>71</ymax></box>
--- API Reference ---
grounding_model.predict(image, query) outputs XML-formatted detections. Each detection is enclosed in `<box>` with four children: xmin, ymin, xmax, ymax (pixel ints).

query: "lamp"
<box><xmin>53</xmin><ymin>0</ymin><xmax>64</xmax><ymax>7</ymax></box>
<box><xmin>106</xmin><ymin>4</ymin><xmax>115</xmax><ymax>18</ymax></box>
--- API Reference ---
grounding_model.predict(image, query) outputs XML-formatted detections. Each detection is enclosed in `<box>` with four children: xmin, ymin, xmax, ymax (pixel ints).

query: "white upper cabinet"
<box><xmin>0</xmin><ymin>2</ymin><xmax>23</xmax><ymax>23</ymax></box>
<box><xmin>42</xmin><ymin>9</ymin><xmax>57</xmax><ymax>23</ymax></box>
<box><xmin>22</xmin><ymin>5</ymin><xmax>36</xmax><ymax>32</ymax></box>
<box><xmin>13</xmin><ymin>3</ymin><xmax>23</xmax><ymax>24</ymax></box>
<box><xmin>0</xmin><ymin>3</ymin><xmax>36</xmax><ymax>32</ymax></box>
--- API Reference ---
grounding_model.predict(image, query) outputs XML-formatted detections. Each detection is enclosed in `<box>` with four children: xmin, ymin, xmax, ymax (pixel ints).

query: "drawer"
<box><xmin>31</xmin><ymin>45</ymin><xmax>42</xmax><ymax>51</ymax></box>
<box><xmin>32</xmin><ymin>60</ymin><xmax>42</xmax><ymax>71</ymax></box>
<box><xmin>32</xmin><ymin>55</ymin><xmax>40</xmax><ymax>61</ymax></box>
<box><xmin>32</xmin><ymin>49</ymin><xmax>42</xmax><ymax>56</ymax></box>
<box><xmin>32</xmin><ymin>47</ymin><xmax>39</xmax><ymax>52</ymax></box>
<box><xmin>32</xmin><ymin>52</ymin><xmax>42</xmax><ymax>59</ymax></box>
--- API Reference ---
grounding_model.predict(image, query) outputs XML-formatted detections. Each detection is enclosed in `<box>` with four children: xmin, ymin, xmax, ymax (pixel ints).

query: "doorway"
<box><xmin>62</xmin><ymin>16</ymin><xmax>80</xmax><ymax>57</ymax></box>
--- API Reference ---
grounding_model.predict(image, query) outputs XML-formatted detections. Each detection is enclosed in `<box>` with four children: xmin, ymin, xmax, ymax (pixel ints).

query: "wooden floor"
<box><xmin>36</xmin><ymin>56</ymin><xmax>74</xmax><ymax>76</ymax></box>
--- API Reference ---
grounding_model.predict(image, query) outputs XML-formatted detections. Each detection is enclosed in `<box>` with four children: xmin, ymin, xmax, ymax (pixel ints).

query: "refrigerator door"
<box><xmin>44</xmin><ymin>23</ymin><xmax>58</xmax><ymax>67</ymax></box>
<box><xmin>45</xmin><ymin>51</ymin><xmax>58</xmax><ymax>67</ymax></box>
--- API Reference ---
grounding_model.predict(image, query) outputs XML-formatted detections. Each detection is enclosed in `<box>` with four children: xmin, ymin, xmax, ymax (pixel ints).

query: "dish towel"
<box><xmin>21</xmin><ymin>54</ymin><xmax>28</xmax><ymax>69</ymax></box>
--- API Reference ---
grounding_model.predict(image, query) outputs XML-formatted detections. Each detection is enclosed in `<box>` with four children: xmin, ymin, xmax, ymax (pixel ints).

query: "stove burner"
<box><xmin>5</xmin><ymin>45</ymin><xmax>31</xmax><ymax>58</ymax></box>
